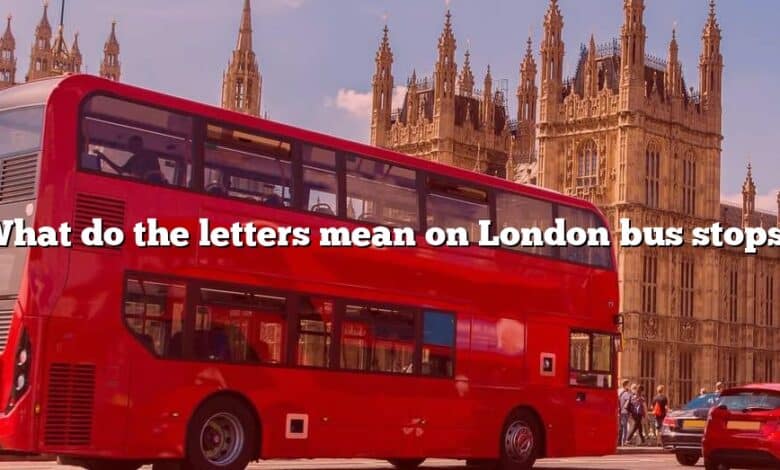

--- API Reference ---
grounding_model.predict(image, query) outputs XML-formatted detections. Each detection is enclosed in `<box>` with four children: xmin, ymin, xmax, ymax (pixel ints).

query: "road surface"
<box><xmin>0</xmin><ymin>454</ymin><xmax>693</xmax><ymax>470</ymax></box>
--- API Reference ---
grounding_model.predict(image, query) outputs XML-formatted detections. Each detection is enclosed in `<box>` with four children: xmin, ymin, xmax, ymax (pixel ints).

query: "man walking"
<box><xmin>617</xmin><ymin>379</ymin><xmax>631</xmax><ymax>446</ymax></box>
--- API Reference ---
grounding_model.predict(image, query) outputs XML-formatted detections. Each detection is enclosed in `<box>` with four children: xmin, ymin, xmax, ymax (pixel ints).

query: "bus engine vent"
<box><xmin>0</xmin><ymin>154</ymin><xmax>37</xmax><ymax>204</ymax></box>
<box><xmin>0</xmin><ymin>301</ymin><xmax>13</xmax><ymax>353</ymax></box>
<box><xmin>73</xmin><ymin>194</ymin><xmax>125</xmax><ymax>249</ymax></box>
<box><xmin>44</xmin><ymin>363</ymin><xmax>96</xmax><ymax>446</ymax></box>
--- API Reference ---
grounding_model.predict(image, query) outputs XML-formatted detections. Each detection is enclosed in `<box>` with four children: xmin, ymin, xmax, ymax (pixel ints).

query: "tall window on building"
<box><xmin>639</xmin><ymin>346</ymin><xmax>656</xmax><ymax>402</ymax></box>
<box><xmin>677</xmin><ymin>351</ymin><xmax>694</xmax><ymax>407</ymax></box>
<box><xmin>641</xmin><ymin>253</ymin><xmax>658</xmax><ymax>315</ymax></box>
<box><xmin>576</xmin><ymin>140</ymin><xmax>598</xmax><ymax>188</ymax></box>
<box><xmin>682</xmin><ymin>154</ymin><xmax>696</xmax><ymax>215</ymax></box>
<box><xmin>766</xmin><ymin>359</ymin><xmax>775</xmax><ymax>382</ymax></box>
<box><xmin>728</xmin><ymin>266</ymin><xmax>739</xmax><ymax>323</ymax></box>
<box><xmin>680</xmin><ymin>257</ymin><xmax>695</xmax><ymax>318</ymax></box>
<box><xmin>726</xmin><ymin>352</ymin><xmax>738</xmax><ymax>388</ymax></box>
<box><xmin>765</xmin><ymin>274</ymin><xmax>775</xmax><ymax>327</ymax></box>
<box><xmin>645</xmin><ymin>143</ymin><xmax>660</xmax><ymax>208</ymax></box>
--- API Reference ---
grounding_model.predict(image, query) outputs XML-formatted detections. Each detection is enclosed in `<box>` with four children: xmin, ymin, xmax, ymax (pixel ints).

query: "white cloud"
<box><xmin>722</xmin><ymin>188</ymin><xmax>779</xmax><ymax>214</ymax></box>
<box><xmin>326</xmin><ymin>86</ymin><xmax>408</xmax><ymax>120</ymax></box>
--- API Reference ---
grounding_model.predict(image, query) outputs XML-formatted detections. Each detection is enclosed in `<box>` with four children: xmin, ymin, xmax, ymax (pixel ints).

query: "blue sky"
<box><xmin>4</xmin><ymin>0</ymin><xmax>779</xmax><ymax>212</ymax></box>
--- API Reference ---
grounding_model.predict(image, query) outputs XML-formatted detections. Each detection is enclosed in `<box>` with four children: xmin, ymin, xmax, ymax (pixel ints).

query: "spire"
<box><xmin>69</xmin><ymin>32</ymin><xmax>81</xmax><ymax>72</ymax></box>
<box><xmin>482</xmin><ymin>65</ymin><xmax>495</xmax><ymax>130</ymax></box>
<box><xmin>370</xmin><ymin>22</ymin><xmax>394</xmax><ymax>147</ymax></box>
<box><xmin>0</xmin><ymin>15</ymin><xmax>16</xmax><ymax>89</ymax></box>
<box><xmin>50</xmin><ymin>24</ymin><xmax>70</xmax><ymax>74</ymax></box>
<box><xmin>700</xmin><ymin>0</ymin><xmax>723</xmax><ymax>112</ymax></box>
<box><xmin>776</xmin><ymin>191</ymin><xmax>780</xmax><ymax>228</ymax></box>
<box><xmin>459</xmin><ymin>48</ymin><xmax>474</xmax><ymax>96</ymax></box>
<box><xmin>434</xmin><ymin>9</ymin><xmax>457</xmax><ymax>119</ymax></box>
<box><xmin>36</xmin><ymin>1</ymin><xmax>52</xmax><ymax>42</ymax></box>
<box><xmin>27</xmin><ymin>1</ymin><xmax>54</xmax><ymax>81</ymax></box>
<box><xmin>540</xmin><ymin>0</ymin><xmax>564</xmax><ymax>122</ymax></box>
<box><xmin>221</xmin><ymin>0</ymin><xmax>262</xmax><ymax>116</ymax></box>
<box><xmin>237</xmin><ymin>0</ymin><xmax>253</xmax><ymax>51</ymax></box>
<box><xmin>742</xmin><ymin>163</ymin><xmax>756</xmax><ymax>226</ymax></box>
<box><xmin>666</xmin><ymin>26</ymin><xmax>682</xmax><ymax>98</ymax></box>
<box><xmin>585</xmin><ymin>33</ymin><xmax>598</xmax><ymax>97</ymax></box>
<box><xmin>516</xmin><ymin>35</ymin><xmax>537</xmax><ymax>163</ymax></box>
<box><xmin>100</xmin><ymin>20</ymin><xmax>121</xmax><ymax>81</ymax></box>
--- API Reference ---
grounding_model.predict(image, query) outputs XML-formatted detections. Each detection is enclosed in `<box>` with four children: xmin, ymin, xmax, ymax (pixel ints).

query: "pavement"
<box><xmin>0</xmin><ymin>454</ymin><xmax>684</xmax><ymax>470</ymax></box>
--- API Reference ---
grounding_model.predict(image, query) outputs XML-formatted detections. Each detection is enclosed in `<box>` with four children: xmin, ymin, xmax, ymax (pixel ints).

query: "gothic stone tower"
<box><xmin>99</xmin><ymin>21</ymin><xmax>120</xmax><ymax>81</ymax></box>
<box><xmin>537</xmin><ymin>0</ymin><xmax>779</xmax><ymax>405</ymax></box>
<box><xmin>222</xmin><ymin>0</ymin><xmax>262</xmax><ymax>116</ymax></box>
<box><xmin>0</xmin><ymin>16</ymin><xmax>16</xmax><ymax>89</ymax></box>
<box><xmin>370</xmin><ymin>11</ymin><xmax>534</xmax><ymax>177</ymax></box>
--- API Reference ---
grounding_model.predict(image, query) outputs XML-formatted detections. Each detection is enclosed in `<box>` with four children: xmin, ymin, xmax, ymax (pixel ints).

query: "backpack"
<box><xmin>652</xmin><ymin>401</ymin><xmax>663</xmax><ymax>417</ymax></box>
<box><xmin>632</xmin><ymin>398</ymin><xmax>646</xmax><ymax>417</ymax></box>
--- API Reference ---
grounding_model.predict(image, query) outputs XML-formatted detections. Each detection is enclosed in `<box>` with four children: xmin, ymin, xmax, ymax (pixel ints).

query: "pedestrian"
<box><xmin>715</xmin><ymin>381</ymin><xmax>724</xmax><ymax>395</ymax></box>
<box><xmin>651</xmin><ymin>385</ymin><xmax>669</xmax><ymax>445</ymax></box>
<box><xmin>625</xmin><ymin>384</ymin><xmax>647</xmax><ymax>445</ymax></box>
<box><xmin>699</xmin><ymin>387</ymin><xmax>707</xmax><ymax>396</ymax></box>
<box><xmin>617</xmin><ymin>379</ymin><xmax>632</xmax><ymax>446</ymax></box>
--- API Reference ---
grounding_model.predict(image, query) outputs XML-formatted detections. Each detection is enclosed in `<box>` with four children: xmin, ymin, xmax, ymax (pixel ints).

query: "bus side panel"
<box><xmin>36</xmin><ymin>258</ymin><xmax>131</xmax><ymax>458</ymax></box>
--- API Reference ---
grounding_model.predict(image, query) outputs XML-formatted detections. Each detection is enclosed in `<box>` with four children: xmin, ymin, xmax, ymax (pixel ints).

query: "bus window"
<box><xmin>427</xmin><ymin>177</ymin><xmax>489</xmax><ymax>241</ymax></box>
<box><xmin>341</xmin><ymin>304</ymin><xmax>416</xmax><ymax>374</ymax></box>
<box><xmin>296</xmin><ymin>297</ymin><xmax>334</xmax><ymax>368</ymax></box>
<box><xmin>81</xmin><ymin>95</ymin><xmax>193</xmax><ymax>187</ymax></box>
<box><xmin>345</xmin><ymin>154</ymin><xmax>419</xmax><ymax>230</ymax></box>
<box><xmin>204</xmin><ymin>124</ymin><xmax>292</xmax><ymax>207</ymax></box>
<box><xmin>196</xmin><ymin>287</ymin><xmax>287</xmax><ymax>364</ymax></box>
<box><xmin>569</xmin><ymin>330</ymin><xmax>614</xmax><ymax>389</ymax></box>
<box><xmin>422</xmin><ymin>311</ymin><xmax>455</xmax><ymax>378</ymax></box>
<box><xmin>557</xmin><ymin>205</ymin><xmax>612</xmax><ymax>269</ymax></box>
<box><xmin>123</xmin><ymin>277</ymin><xmax>186</xmax><ymax>358</ymax></box>
<box><xmin>496</xmin><ymin>191</ymin><xmax>555</xmax><ymax>257</ymax></box>
<box><xmin>302</xmin><ymin>145</ymin><xmax>338</xmax><ymax>216</ymax></box>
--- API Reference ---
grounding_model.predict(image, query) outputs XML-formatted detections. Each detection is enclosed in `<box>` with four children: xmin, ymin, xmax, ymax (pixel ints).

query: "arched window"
<box><xmin>645</xmin><ymin>143</ymin><xmax>660</xmax><ymax>208</ymax></box>
<box><xmin>576</xmin><ymin>140</ymin><xmax>598</xmax><ymax>188</ymax></box>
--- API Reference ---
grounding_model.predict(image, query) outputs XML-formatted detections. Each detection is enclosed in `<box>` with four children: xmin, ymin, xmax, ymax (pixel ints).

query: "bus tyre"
<box><xmin>675</xmin><ymin>452</ymin><xmax>700</xmax><ymax>466</ymax></box>
<box><xmin>499</xmin><ymin>410</ymin><xmax>541</xmax><ymax>470</ymax></box>
<box><xmin>185</xmin><ymin>396</ymin><xmax>258</xmax><ymax>470</ymax></box>
<box><xmin>387</xmin><ymin>458</ymin><xmax>425</xmax><ymax>469</ymax></box>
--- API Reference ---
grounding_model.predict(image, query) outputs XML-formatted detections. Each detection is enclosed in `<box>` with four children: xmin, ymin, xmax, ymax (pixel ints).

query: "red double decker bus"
<box><xmin>0</xmin><ymin>75</ymin><xmax>620</xmax><ymax>470</ymax></box>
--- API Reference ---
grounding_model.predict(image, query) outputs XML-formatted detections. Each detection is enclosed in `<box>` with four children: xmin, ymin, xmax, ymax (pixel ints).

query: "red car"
<box><xmin>702</xmin><ymin>383</ymin><xmax>780</xmax><ymax>470</ymax></box>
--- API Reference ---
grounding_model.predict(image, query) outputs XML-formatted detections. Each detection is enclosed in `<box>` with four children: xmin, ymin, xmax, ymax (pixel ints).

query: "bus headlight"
<box><xmin>6</xmin><ymin>328</ymin><xmax>32</xmax><ymax>412</ymax></box>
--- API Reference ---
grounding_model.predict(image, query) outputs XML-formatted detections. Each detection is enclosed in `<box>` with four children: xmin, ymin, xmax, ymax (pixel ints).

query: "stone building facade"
<box><xmin>537</xmin><ymin>0</ymin><xmax>779</xmax><ymax>406</ymax></box>
<box><xmin>368</xmin><ymin>0</ymin><xmax>779</xmax><ymax>406</ymax></box>
<box><xmin>0</xmin><ymin>2</ymin><xmax>120</xmax><ymax>90</ymax></box>
<box><xmin>369</xmin><ymin>11</ymin><xmax>537</xmax><ymax>178</ymax></box>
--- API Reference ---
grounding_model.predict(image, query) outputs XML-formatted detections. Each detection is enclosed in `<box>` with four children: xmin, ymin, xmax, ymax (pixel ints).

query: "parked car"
<box><xmin>661</xmin><ymin>392</ymin><xmax>720</xmax><ymax>466</ymax></box>
<box><xmin>702</xmin><ymin>383</ymin><xmax>780</xmax><ymax>470</ymax></box>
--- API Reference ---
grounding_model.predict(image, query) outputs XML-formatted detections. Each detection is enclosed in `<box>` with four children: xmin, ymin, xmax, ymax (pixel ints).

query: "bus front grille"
<box><xmin>0</xmin><ymin>154</ymin><xmax>37</xmax><ymax>204</ymax></box>
<box><xmin>0</xmin><ymin>305</ymin><xmax>11</xmax><ymax>353</ymax></box>
<box><xmin>44</xmin><ymin>363</ymin><xmax>96</xmax><ymax>447</ymax></box>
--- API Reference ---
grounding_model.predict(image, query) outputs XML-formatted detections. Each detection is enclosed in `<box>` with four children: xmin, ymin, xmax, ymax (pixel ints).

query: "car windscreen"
<box><xmin>0</xmin><ymin>106</ymin><xmax>44</xmax><ymax>158</ymax></box>
<box><xmin>718</xmin><ymin>390</ymin><xmax>780</xmax><ymax>411</ymax></box>
<box><xmin>683</xmin><ymin>393</ymin><xmax>720</xmax><ymax>410</ymax></box>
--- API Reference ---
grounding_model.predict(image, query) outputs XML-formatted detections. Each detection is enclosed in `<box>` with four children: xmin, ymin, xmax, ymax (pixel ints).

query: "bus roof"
<box><xmin>5</xmin><ymin>74</ymin><xmax>604</xmax><ymax>218</ymax></box>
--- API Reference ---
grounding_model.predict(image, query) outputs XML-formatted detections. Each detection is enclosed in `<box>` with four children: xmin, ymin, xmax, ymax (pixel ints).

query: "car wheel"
<box><xmin>675</xmin><ymin>452</ymin><xmax>700</xmax><ymax>466</ymax></box>
<box><xmin>387</xmin><ymin>458</ymin><xmax>425</xmax><ymax>469</ymax></box>
<box><xmin>185</xmin><ymin>395</ymin><xmax>258</xmax><ymax>470</ymax></box>
<box><xmin>499</xmin><ymin>409</ymin><xmax>541</xmax><ymax>470</ymax></box>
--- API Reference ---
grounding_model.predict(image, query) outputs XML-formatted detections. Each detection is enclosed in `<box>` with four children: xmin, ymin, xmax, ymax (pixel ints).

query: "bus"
<box><xmin>0</xmin><ymin>75</ymin><xmax>620</xmax><ymax>470</ymax></box>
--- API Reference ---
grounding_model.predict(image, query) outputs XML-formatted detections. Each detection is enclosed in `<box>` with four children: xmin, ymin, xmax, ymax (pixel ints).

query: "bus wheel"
<box><xmin>185</xmin><ymin>395</ymin><xmax>258</xmax><ymax>470</ymax></box>
<box><xmin>499</xmin><ymin>409</ymin><xmax>541</xmax><ymax>470</ymax></box>
<box><xmin>387</xmin><ymin>458</ymin><xmax>425</xmax><ymax>469</ymax></box>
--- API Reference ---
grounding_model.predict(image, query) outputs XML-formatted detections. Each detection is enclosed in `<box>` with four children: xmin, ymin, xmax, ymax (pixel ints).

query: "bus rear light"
<box><xmin>5</xmin><ymin>327</ymin><xmax>31</xmax><ymax>412</ymax></box>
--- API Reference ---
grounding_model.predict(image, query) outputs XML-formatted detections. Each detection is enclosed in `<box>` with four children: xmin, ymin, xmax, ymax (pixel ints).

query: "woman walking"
<box><xmin>625</xmin><ymin>384</ymin><xmax>647</xmax><ymax>445</ymax></box>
